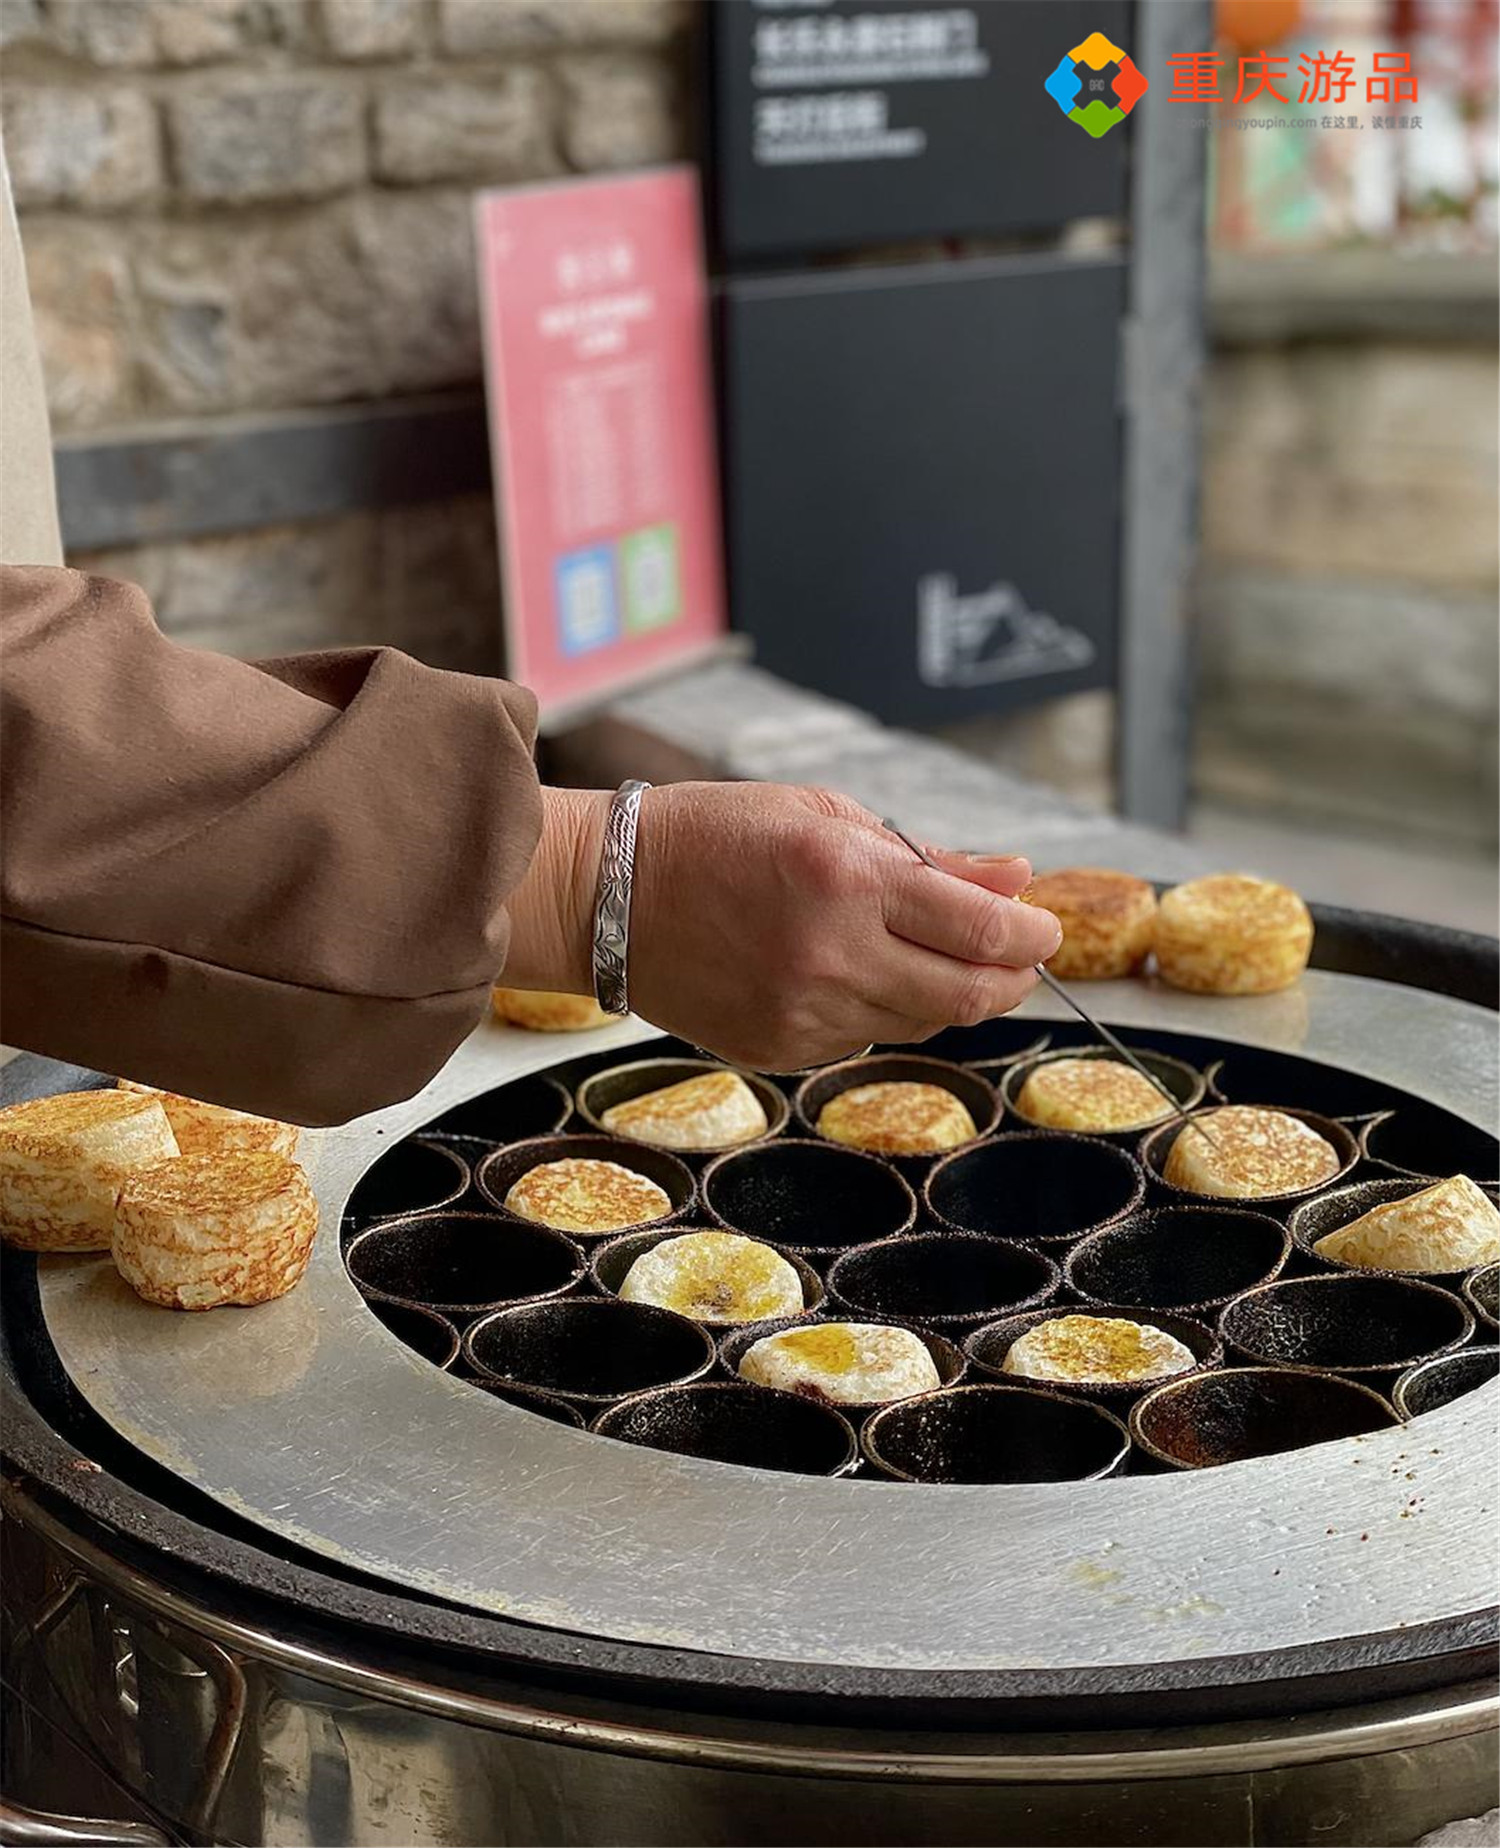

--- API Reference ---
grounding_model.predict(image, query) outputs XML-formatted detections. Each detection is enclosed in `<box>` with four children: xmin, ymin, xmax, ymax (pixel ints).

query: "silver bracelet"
<box><xmin>591</xmin><ymin>779</ymin><xmax>651</xmax><ymax>1016</ymax></box>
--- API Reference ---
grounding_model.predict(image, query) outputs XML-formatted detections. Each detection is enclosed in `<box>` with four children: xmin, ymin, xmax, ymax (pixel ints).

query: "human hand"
<box><xmin>504</xmin><ymin>782</ymin><xmax>1061</xmax><ymax>1071</ymax></box>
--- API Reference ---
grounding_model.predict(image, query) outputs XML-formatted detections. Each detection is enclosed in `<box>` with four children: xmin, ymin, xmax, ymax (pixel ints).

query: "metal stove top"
<box><xmin>36</xmin><ymin>973</ymin><xmax>1498</xmax><ymax>1676</ymax></box>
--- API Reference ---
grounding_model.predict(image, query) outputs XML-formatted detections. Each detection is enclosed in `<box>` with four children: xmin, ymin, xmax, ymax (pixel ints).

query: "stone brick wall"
<box><xmin>1</xmin><ymin>0</ymin><xmax>691</xmax><ymax>666</ymax></box>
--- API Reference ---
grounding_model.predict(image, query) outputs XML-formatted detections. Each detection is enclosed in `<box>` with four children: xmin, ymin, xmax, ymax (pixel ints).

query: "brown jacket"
<box><xmin>1</xmin><ymin>567</ymin><xmax>542</xmax><ymax>1125</ymax></box>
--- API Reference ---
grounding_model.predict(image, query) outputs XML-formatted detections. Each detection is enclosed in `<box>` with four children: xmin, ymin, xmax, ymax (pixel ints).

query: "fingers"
<box><xmin>918</xmin><ymin>845</ymin><xmax>1033</xmax><ymax>899</ymax></box>
<box><xmin>858</xmin><ymin>934</ymin><xmax>1044</xmax><ymax>1032</ymax></box>
<box><xmin>884</xmin><ymin>862</ymin><xmax>1062</xmax><ymax>970</ymax></box>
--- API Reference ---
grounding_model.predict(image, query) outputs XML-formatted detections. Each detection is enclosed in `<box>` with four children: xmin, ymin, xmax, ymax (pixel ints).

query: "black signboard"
<box><xmin>722</xmin><ymin>254</ymin><xmax>1126</xmax><ymax>728</ymax></box>
<box><xmin>710</xmin><ymin>0</ymin><xmax>1131</xmax><ymax>259</ymax></box>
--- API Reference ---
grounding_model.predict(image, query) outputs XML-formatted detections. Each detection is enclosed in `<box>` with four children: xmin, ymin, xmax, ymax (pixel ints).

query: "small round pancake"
<box><xmin>492</xmin><ymin>987</ymin><xmax>614</xmax><ymax>1032</ymax></box>
<box><xmin>1154</xmin><ymin>874</ymin><xmax>1312</xmax><ymax>996</ymax></box>
<box><xmin>505</xmin><ymin>1157</ymin><xmax>672</xmax><ymax>1233</ymax></box>
<box><xmin>113</xmin><ymin>1152</ymin><xmax>317</xmax><ymax>1310</ymax></box>
<box><xmin>1027</xmin><ymin>869</ymin><xmax>1157</xmax><ymax>981</ymax></box>
<box><xmin>1164</xmin><ymin>1105</ymin><xmax>1339</xmax><ymax>1200</ymax></box>
<box><xmin>0</xmin><ymin>1090</ymin><xmax>180</xmax><ymax>1252</ymax></box>
<box><xmin>117</xmin><ymin>1080</ymin><xmax>298</xmax><ymax>1159</ymax></box>
<box><xmin>738</xmin><ymin>1321</ymin><xmax>940</xmax><ymax>1406</ymax></box>
<box><xmin>817</xmin><ymin>1082</ymin><xmax>976</xmax><ymax>1156</ymax></box>
<box><xmin>601</xmin><ymin>1072</ymin><xmax>768</xmax><ymax>1152</ymax></box>
<box><xmin>1001</xmin><ymin>1313</ymin><xmax>1196</xmax><ymax>1386</ymax></box>
<box><xmin>1014</xmin><ymin>1058</ymin><xmax>1172</xmax><ymax>1133</ymax></box>
<box><xmin>619</xmin><ymin>1230</ymin><xmax>804</xmax><ymax>1325</ymax></box>
<box><xmin>1314</xmin><ymin>1176</ymin><xmax>1500</xmax><ymax>1274</ymax></box>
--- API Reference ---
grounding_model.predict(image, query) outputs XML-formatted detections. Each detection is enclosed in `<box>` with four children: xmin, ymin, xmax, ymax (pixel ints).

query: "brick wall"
<box><xmin>1</xmin><ymin>0</ymin><xmax>692</xmax><ymax>668</ymax></box>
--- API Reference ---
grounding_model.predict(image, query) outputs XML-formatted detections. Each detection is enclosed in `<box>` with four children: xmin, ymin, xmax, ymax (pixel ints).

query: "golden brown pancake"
<box><xmin>817</xmin><ymin>1081</ymin><xmax>976</xmax><ymax>1156</ymax></box>
<box><xmin>1001</xmin><ymin>1313</ymin><xmax>1196</xmax><ymax>1385</ymax></box>
<box><xmin>619</xmin><ymin>1230</ymin><xmax>804</xmax><ymax>1324</ymax></box>
<box><xmin>504</xmin><ymin>1157</ymin><xmax>672</xmax><ymax>1233</ymax></box>
<box><xmin>738</xmin><ymin>1322</ymin><xmax>940</xmax><ymax>1405</ymax></box>
<box><xmin>1314</xmin><ymin>1176</ymin><xmax>1500</xmax><ymax>1274</ymax></box>
<box><xmin>0</xmin><ymin>1090</ymin><xmax>179</xmax><ymax>1252</ymax></box>
<box><xmin>600</xmin><ymin>1071</ymin><xmax>768</xmax><ymax>1151</ymax></box>
<box><xmin>1027</xmin><ymin>868</ymin><xmax>1157</xmax><ymax>980</ymax></box>
<box><xmin>113</xmin><ymin>1152</ymin><xmax>318</xmax><ymax>1310</ymax></box>
<box><xmin>1014</xmin><ymin>1058</ymin><xmax>1173</xmax><ymax>1133</ymax></box>
<box><xmin>117</xmin><ymin>1080</ymin><xmax>298</xmax><ymax>1158</ymax></box>
<box><xmin>491</xmin><ymin>987</ymin><xmax>614</xmax><ymax>1032</ymax></box>
<box><xmin>1164</xmin><ymin>1105</ymin><xmax>1339</xmax><ymax>1199</ymax></box>
<box><xmin>1154</xmin><ymin>874</ymin><xmax>1313</xmax><ymax>996</ymax></box>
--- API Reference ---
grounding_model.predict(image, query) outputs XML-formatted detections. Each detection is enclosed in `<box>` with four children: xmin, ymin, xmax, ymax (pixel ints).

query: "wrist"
<box><xmin>503</xmin><ymin>786</ymin><xmax>611</xmax><ymax>994</ymax></box>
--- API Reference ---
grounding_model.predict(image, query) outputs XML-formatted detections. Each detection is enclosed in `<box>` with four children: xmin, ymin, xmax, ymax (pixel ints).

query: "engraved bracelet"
<box><xmin>591</xmin><ymin>779</ymin><xmax>651</xmax><ymax>1016</ymax></box>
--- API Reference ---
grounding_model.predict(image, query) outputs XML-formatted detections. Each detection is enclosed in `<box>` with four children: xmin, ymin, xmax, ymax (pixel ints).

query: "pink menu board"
<box><xmin>476</xmin><ymin>168</ymin><xmax>727</xmax><ymax>719</ymax></box>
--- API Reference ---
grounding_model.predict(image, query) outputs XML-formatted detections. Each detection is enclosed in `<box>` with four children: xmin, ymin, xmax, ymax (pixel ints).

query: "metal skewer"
<box><xmin>883</xmin><ymin>820</ymin><xmax>1215</xmax><ymax>1146</ymax></box>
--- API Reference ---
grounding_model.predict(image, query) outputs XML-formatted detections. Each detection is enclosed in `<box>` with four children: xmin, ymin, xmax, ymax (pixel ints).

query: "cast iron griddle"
<box><xmin>32</xmin><ymin>973</ymin><xmax>1499</xmax><ymax>1677</ymax></box>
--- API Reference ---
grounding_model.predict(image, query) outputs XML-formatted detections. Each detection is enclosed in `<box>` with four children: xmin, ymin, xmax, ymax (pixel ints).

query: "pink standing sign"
<box><xmin>476</xmin><ymin>168</ymin><xmax>728</xmax><ymax>719</ymax></box>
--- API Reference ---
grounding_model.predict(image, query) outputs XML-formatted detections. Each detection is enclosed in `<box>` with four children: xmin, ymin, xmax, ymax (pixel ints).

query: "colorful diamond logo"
<box><xmin>1044</xmin><ymin>30</ymin><xmax>1148</xmax><ymax>138</ymax></box>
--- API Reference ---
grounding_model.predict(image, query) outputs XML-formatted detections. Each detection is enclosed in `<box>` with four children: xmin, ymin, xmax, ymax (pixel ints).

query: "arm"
<box><xmin>1</xmin><ymin>566</ymin><xmax>542</xmax><ymax>1124</ymax></box>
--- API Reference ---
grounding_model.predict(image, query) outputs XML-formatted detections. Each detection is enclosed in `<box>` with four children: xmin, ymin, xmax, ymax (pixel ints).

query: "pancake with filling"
<box><xmin>1313</xmin><ymin>1176</ymin><xmax>1500</xmax><ymax>1274</ymax></box>
<box><xmin>1154</xmin><ymin>874</ymin><xmax>1313</xmax><ymax>996</ymax></box>
<box><xmin>492</xmin><ymin>987</ymin><xmax>614</xmax><ymax>1032</ymax></box>
<box><xmin>817</xmin><ymin>1081</ymin><xmax>976</xmax><ymax>1155</ymax></box>
<box><xmin>505</xmin><ymin>1157</ymin><xmax>672</xmax><ymax>1233</ymax></box>
<box><xmin>1001</xmin><ymin>1313</ymin><xmax>1196</xmax><ymax>1385</ymax></box>
<box><xmin>1027</xmin><ymin>868</ymin><xmax>1157</xmax><ymax>981</ymax></box>
<box><xmin>619</xmin><ymin>1230</ymin><xmax>804</xmax><ymax>1325</ymax></box>
<box><xmin>600</xmin><ymin>1071</ymin><xmax>768</xmax><ymax>1151</ymax></box>
<box><xmin>113</xmin><ymin>1152</ymin><xmax>318</xmax><ymax>1310</ymax></box>
<box><xmin>118</xmin><ymin>1080</ymin><xmax>298</xmax><ymax>1159</ymax></box>
<box><xmin>0</xmin><ymin>1090</ymin><xmax>180</xmax><ymax>1252</ymax></box>
<box><xmin>738</xmin><ymin>1321</ymin><xmax>940</xmax><ymax>1405</ymax></box>
<box><xmin>1014</xmin><ymin>1058</ymin><xmax>1173</xmax><ymax>1133</ymax></box>
<box><xmin>1164</xmin><ymin>1105</ymin><xmax>1339</xmax><ymax>1199</ymax></box>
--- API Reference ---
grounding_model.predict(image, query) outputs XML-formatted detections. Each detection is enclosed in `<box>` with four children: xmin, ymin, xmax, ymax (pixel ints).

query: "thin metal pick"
<box><xmin>882</xmin><ymin>820</ymin><xmax>1215</xmax><ymax>1146</ymax></box>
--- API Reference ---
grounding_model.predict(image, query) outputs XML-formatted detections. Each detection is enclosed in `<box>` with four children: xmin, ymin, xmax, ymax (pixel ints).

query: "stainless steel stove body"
<box><xmin>4</xmin><ymin>970</ymin><xmax>1497</xmax><ymax>1847</ymax></box>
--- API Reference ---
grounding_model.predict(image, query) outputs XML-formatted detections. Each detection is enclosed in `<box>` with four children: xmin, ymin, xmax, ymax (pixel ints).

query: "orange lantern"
<box><xmin>1216</xmin><ymin>0</ymin><xmax>1304</xmax><ymax>51</ymax></box>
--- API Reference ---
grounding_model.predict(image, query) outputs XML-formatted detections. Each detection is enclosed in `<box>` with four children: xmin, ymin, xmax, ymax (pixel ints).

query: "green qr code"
<box><xmin>619</xmin><ymin>525</ymin><xmax>681</xmax><ymax>634</ymax></box>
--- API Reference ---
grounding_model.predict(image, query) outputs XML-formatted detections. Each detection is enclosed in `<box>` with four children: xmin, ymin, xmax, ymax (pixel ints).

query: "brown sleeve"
<box><xmin>0</xmin><ymin>566</ymin><xmax>542</xmax><ymax>1125</ymax></box>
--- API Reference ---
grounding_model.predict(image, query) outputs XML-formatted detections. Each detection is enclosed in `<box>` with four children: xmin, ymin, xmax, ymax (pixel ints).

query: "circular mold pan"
<box><xmin>1393</xmin><ymin>1347</ymin><xmax>1500</xmax><ymax>1421</ymax></box>
<box><xmin>1066</xmin><ymin>1205</ymin><xmax>1290</xmax><ymax>1318</ymax></box>
<box><xmin>1220</xmin><ymin>1274</ymin><xmax>1474</xmax><ymax>1381</ymax></box>
<box><xmin>1362</xmin><ymin>1101</ymin><xmax>1499</xmax><ymax>1189</ymax></box>
<box><xmin>1464</xmin><ymin>1262</ymin><xmax>1499</xmax><ymax>1333</ymax></box>
<box><xmin>463</xmin><ymin>1296</ymin><xmax>716</xmax><ymax>1409</ymax></box>
<box><xmin>590</xmin><ymin>1227</ymin><xmax>824</xmax><ymax>1325</ymax></box>
<box><xmin>419</xmin><ymin>1073</ymin><xmax>572</xmax><ymax>1148</ymax></box>
<box><xmin>827</xmin><ymin>1232</ymin><xmax>1059</xmax><ymax>1337</ymax></box>
<box><xmin>1288</xmin><ymin>1177</ymin><xmax>1500</xmax><ymax>1283</ymax></box>
<box><xmin>1130</xmin><ymin>1367</ymin><xmax>1399</xmax><ymax>1470</ymax></box>
<box><xmin>793</xmin><ymin>1054</ymin><xmax>1000</xmax><ymax>1169</ymax></box>
<box><xmin>343</xmin><ymin>1137</ymin><xmax>470</xmax><ymax>1229</ymax></box>
<box><xmin>717</xmin><ymin>1315</ymin><xmax>965</xmax><ymax>1418</ymax></box>
<box><xmin>1137</xmin><ymin>1106</ymin><xmax>1360</xmax><ymax>1213</ymax></box>
<box><xmin>575</xmin><ymin>1059</ymin><xmax>789</xmax><ymax>1155</ymax></box>
<box><xmin>474</xmin><ymin>1134</ymin><xmax>696</xmax><ymax>1238</ymax></box>
<box><xmin>1001</xmin><ymin>1044</ymin><xmax>1208</xmax><ymax>1139</ymax></box>
<box><xmin>964</xmin><ymin>1305</ymin><xmax>1221</xmax><ymax>1407</ymax></box>
<box><xmin>925</xmin><ymin>1132</ymin><xmax>1145</xmax><ymax>1248</ymax></box>
<box><xmin>702</xmin><ymin>1138</ymin><xmax>916</xmax><ymax>1261</ymax></box>
<box><xmin>863</xmin><ymin>1384</ymin><xmax>1131</xmax><ymax>1484</ymax></box>
<box><xmin>365</xmin><ymin>1298</ymin><xmax>462</xmax><ymax>1371</ymax></box>
<box><xmin>469</xmin><ymin>1379</ymin><xmax>587</xmax><ymax>1428</ymax></box>
<box><xmin>344</xmin><ymin>1210</ymin><xmax>585</xmax><ymax>1317</ymax></box>
<box><xmin>592</xmin><ymin>1381</ymin><xmax>859</xmax><ymax>1478</ymax></box>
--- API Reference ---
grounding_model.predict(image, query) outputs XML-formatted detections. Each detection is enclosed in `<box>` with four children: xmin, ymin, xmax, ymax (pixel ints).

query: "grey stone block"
<box><xmin>373</xmin><ymin>71</ymin><xmax>559</xmax><ymax>184</ymax></box>
<box><xmin>436</xmin><ymin>0</ymin><xmax>687</xmax><ymax>55</ymax></box>
<box><xmin>167</xmin><ymin>77</ymin><xmax>365</xmax><ymax>203</ymax></box>
<box><xmin>557</xmin><ymin>50</ymin><xmax>683</xmax><ymax>171</ymax></box>
<box><xmin>3</xmin><ymin>86</ymin><xmax>162</xmax><ymax>208</ymax></box>
<box><xmin>318</xmin><ymin>0</ymin><xmax>423</xmax><ymax>59</ymax></box>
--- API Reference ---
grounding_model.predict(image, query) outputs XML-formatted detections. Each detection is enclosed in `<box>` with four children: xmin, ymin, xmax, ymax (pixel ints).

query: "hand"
<box><xmin>504</xmin><ymin>782</ymin><xmax>1061</xmax><ymax>1072</ymax></box>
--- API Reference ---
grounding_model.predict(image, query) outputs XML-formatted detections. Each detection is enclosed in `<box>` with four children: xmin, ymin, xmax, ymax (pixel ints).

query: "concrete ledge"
<box><xmin>1211</xmin><ymin>251</ymin><xmax>1499</xmax><ymax>346</ymax></box>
